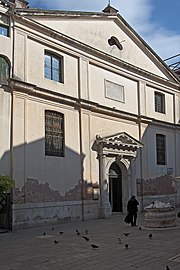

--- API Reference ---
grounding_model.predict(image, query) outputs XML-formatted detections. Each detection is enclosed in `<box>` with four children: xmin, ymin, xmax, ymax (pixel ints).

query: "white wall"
<box><xmin>0</xmin><ymin>16</ymin><xmax>12</xmax><ymax>176</ymax></box>
<box><xmin>14</xmin><ymin>31</ymin><xmax>79</xmax><ymax>99</ymax></box>
<box><xmin>89</xmin><ymin>64</ymin><xmax>138</xmax><ymax>115</ymax></box>
<box><xmin>12</xmin><ymin>94</ymin><xmax>81</xmax><ymax>194</ymax></box>
<box><xmin>145</xmin><ymin>85</ymin><xmax>174</xmax><ymax>123</ymax></box>
<box><xmin>31</xmin><ymin>16</ymin><xmax>169</xmax><ymax>79</ymax></box>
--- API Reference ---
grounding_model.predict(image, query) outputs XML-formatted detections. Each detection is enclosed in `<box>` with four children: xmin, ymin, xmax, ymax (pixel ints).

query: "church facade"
<box><xmin>0</xmin><ymin>0</ymin><xmax>180</xmax><ymax>229</ymax></box>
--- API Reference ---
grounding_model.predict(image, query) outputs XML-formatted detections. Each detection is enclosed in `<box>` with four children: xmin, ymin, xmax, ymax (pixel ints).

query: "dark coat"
<box><xmin>127</xmin><ymin>197</ymin><xmax>139</xmax><ymax>213</ymax></box>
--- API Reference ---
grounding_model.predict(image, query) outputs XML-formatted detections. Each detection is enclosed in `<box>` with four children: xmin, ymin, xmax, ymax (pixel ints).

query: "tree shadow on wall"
<box><xmin>0</xmin><ymin>138</ymin><xmax>93</xmax><ymax>205</ymax></box>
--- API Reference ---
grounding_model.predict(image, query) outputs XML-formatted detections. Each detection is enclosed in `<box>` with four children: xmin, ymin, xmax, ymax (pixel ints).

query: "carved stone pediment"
<box><xmin>95</xmin><ymin>132</ymin><xmax>143</xmax><ymax>158</ymax></box>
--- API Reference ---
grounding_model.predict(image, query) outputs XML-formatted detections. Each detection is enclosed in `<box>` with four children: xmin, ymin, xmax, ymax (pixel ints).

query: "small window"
<box><xmin>44</xmin><ymin>51</ymin><xmax>63</xmax><ymax>83</ymax></box>
<box><xmin>156</xmin><ymin>134</ymin><xmax>166</xmax><ymax>165</ymax></box>
<box><xmin>0</xmin><ymin>13</ymin><xmax>9</xmax><ymax>37</ymax></box>
<box><xmin>155</xmin><ymin>92</ymin><xmax>165</xmax><ymax>113</ymax></box>
<box><xmin>0</xmin><ymin>56</ymin><xmax>10</xmax><ymax>84</ymax></box>
<box><xmin>45</xmin><ymin>111</ymin><xmax>64</xmax><ymax>157</ymax></box>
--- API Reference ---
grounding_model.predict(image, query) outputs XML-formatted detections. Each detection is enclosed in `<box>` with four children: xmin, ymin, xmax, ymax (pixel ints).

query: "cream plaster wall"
<box><xmin>14</xmin><ymin>32</ymin><xmax>79</xmax><ymax>98</ymax></box>
<box><xmin>140</xmin><ymin>125</ymin><xmax>176</xmax><ymax>180</ymax></box>
<box><xmin>32</xmin><ymin>17</ymin><xmax>168</xmax><ymax>79</ymax></box>
<box><xmin>145</xmin><ymin>85</ymin><xmax>174</xmax><ymax>123</ymax></box>
<box><xmin>0</xmin><ymin>11</ymin><xmax>12</xmax><ymax>176</ymax></box>
<box><xmin>0</xmin><ymin>35</ymin><xmax>11</xmax><ymax>58</ymax></box>
<box><xmin>12</xmin><ymin>94</ymin><xmax>81</xmax><ymax>195</ymax></box>
<box><xmin>0</xmin><ymin>88</ymin><xmax>11</xmax><ymax>175</ymax></box>
<box><xmin>89</xmin><ymin>64</ymin><xmax>138</xmax><ymax>115</ymax></box>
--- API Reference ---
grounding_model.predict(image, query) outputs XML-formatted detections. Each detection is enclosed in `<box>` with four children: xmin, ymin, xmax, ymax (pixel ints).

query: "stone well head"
<box><xmin>144</xmin><ymin>201</ymin><xmax>176</xmax><ymax>228</ymax></box>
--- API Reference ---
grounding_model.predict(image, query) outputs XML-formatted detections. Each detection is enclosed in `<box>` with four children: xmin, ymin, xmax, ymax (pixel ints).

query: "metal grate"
<box><xmin>156</xmin><ymin>134</ymin><xmax>166</xmax><ymax>165</ymax></box>
<box><xmin>45</xmin><ymin>111</ymin><xmax>64</xmax><ymax>157</ymax></box>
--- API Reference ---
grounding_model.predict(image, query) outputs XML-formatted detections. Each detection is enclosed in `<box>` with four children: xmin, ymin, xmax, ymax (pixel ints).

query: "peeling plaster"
<box><xmin>13</xmin><ymin>178</ymin><xmax>93</xmax><ymax>204</ymax></box>
<box><xmin>137</xmin><ymin>174</ymin><xmax>176</xmax><ymax>196</ymax></box>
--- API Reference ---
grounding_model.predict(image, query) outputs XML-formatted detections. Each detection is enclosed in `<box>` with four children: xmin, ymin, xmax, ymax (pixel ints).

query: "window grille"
<box><xmin>156</xmin><ymin>134</ymin><xmax>166</xmax><ymax>165</ymax></box>
<box><xmin>45</xmin><ymin>111</ymin><xmax>64</xmax><ymax>157</ymax></box>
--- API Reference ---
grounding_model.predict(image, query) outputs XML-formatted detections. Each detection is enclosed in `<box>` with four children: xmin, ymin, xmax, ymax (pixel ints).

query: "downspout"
<box><xmin>9</xmin><ymin>13</ymin><xmax>15</xmax><ymax>230</ymax></box>
<box><xmin>97</xmin><ymin>141</ymin><xmax>103</xmax><ymax>218</ymax></box>
<box><xmin>137</xmin><ymin>81</ymin><xmax>144</xmax><ymax>212</ymax></box>
<box><xmin>77</xmin><ymin>58</ymin><xmax>84</xmax><ymax>221</ymax></box>
<box><xmin>173</xmin><ymin>94</ymin><xmax>177</xmax><ymax>206</ymax></box>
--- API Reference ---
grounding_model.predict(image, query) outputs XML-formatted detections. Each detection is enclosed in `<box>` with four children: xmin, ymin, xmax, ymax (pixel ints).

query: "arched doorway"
<box><xmin>109</xmin><ymin>162</ymin><xmax>122</xmax><ymax>212</ymax></box>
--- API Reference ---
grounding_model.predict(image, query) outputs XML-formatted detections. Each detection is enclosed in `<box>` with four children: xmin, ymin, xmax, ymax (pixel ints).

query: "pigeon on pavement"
<box><xmin>149</xmin><ymin>233</ymin><xmax>152</xmax><ymax>239</ymax></box>
<box><xmin>125</xmin><ymin>244</ymin><xmax>129</xmax><ymax>249</ymax></box>
<box><xmin>91</xmin><ymin>244</ymin><xmax>99</xmax><ymax>249</ymax></box>
<box><xmin>82</xmin><ymin>235</ymin><xmax>90</xmax><ymax>242</ymax></box>
<box><xmin>54</xmin><ymin>240</ymin><xmax>59</xmax><ymax>244</ymax></box>
<box><xmin>76</xmin><ymin>229</ymin><xmax>81</xmax><ymax>236</ymax></box>
<box><xmin>123</xmin><ymin>233</ymin><xmax>130</xmax><ymax>237</ymax></box>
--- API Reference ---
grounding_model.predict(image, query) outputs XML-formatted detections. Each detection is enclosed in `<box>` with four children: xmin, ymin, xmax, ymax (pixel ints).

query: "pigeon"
<box><xmin>123</xmin><ymin>233</ymin><xmax>130</xmax><ymax>237</ymax></box>
<box><xmin>118</xmin><ymin>237</ymin><xmax>122</xmax><ymax>244</ymax></box>
<box><xmin>138</xmin><ymin>226</ymin><xmax>142</xmax><ymax>230</ymax></box>
<box><xmin>125</xmin><ymin>244</ymin><xmax>129</xmax><ymax>249</ymax></box>
<box><xmin>54</xmin><ymin>240</ymin><xmax>59</xmax><ymax>244</ymax></box>
<box><xmin>91</xmin><ymin>244</ymin><xmax>99</xmax><ymax>249</ymax></box>
<box><xmin>43</xmin><ymin>232</ymin><xmax>46</xmax><ymax>236</ymax></box>
<box><xmin>59</xmin><ymin>231</ymin><xmax>64</xmax><ymax>235</ymax></box>
<box><xmin>76</xmin><ymin>229</ymin><xmax>81</xmax><ymax>236</ymax></box>
<box><xmin>82</xmin><ymin>235</ymin><xmax>90</xmax><ymax>242</ymax></box>
<box><xmin>149</xmin><ymin>233</ymin><xmax>152</xmax><ymax>239</ymax></box>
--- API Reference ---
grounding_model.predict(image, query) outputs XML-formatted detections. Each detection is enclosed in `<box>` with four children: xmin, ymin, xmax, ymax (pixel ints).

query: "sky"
<box><xmin>27</xmin><ymin>0</ymin><xmax>180</xmax><ymax>63</ymax></box>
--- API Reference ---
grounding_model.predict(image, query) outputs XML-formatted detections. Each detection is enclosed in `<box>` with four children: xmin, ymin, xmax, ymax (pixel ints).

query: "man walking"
<box><xmin>127</xmin><ymin>195</ymin><xmax>139</xmax><ymax>227</ymax></box>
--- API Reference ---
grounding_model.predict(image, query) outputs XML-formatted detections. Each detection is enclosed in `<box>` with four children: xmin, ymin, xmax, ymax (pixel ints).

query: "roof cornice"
<box><xmin>14</xmin><ymin>9</ymin><xmax>180</xmax><ymax>83</ymax></box>
<box><xmin>11</xmin><ymin>13</ymin><xmax>180</xmax><ymax>89</ymax></box>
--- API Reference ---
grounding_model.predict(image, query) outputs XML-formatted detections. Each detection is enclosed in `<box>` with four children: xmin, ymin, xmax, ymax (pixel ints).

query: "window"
<box><xmin>155</xmin><ymin>92</ymin><xmax>165</xmax><ymax>113</ymax></box>
<box><xmin>156</xmin><ymin>134</ymin><xmax>166</xmax><ymax>165</ymax></box>
<box><xmin>0</xmin><ymin>13</ymin><xmax>9</xmax><ymax>37</ymax></box>
<box><xmin>45</xmin><ymin>111</ymin><xmax>64</xmax><ymax>157</ymax></box>
<box><xmin>44</xmin><ymin>51</ymin><xmax>63</xmax><ymax>83</ymax></box>
<box><xmin>0</xmin><ymin>56</ymin><xmax>10</xmax><ymax>84</ymax></box>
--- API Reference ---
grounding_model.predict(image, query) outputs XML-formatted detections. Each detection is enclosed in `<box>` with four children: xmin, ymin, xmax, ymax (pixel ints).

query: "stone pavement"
<box><xmin>0</xmin><ymin>212</ymin><xmax>180</xmax><ymax>270</ymax></box>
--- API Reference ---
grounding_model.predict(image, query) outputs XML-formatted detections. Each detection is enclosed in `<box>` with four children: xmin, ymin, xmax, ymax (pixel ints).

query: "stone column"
<box><xmin>98</xmin><ymin>150</ymin><xmax>111</xmax><ymax>218</ymax></box>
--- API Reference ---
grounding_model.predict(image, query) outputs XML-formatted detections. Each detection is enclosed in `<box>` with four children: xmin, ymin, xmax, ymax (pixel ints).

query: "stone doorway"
<box><xmin>109</xmin><ymin>162</ymin><xmax>122</xmax><ymax>212</ymax></box>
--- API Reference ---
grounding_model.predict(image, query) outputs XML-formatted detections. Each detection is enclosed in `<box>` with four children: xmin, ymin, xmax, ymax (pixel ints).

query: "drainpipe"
<box><xmin>97</xmin><ymin>142</ymin><xmax>103</xmax><ymax>218</ymax></box>
<box><xmin>77</xmin><ymin>58</ymin><xmax>84</xmax><ymax>221</ymax></box>
<box><xmin>137</xmin><ymin>81</ymin><xmax>144</xmax><ymax>212</ymax></box>
<box><xmin>173</xmin><ymin>94</ymin><xmax>177</xmax><ymax>206</ymax></box>
<box><xmin>9</xmin><ymin>13</ymin><xmax>16</xmax><ymax>231</ymax></box>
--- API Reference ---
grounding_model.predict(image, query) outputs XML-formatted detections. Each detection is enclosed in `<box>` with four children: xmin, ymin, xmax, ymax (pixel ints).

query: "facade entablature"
<box><xmin>11</xmin><ymin>15</ymin><xmax>180</xmax><ymax>90</ymax></box>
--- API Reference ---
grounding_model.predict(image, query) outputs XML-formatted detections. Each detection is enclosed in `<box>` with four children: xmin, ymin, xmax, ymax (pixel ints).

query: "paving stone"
<box><xmin>0</xmin><ymin>212</ymin><xmax>180</xmax><ymax>269</ymax></box>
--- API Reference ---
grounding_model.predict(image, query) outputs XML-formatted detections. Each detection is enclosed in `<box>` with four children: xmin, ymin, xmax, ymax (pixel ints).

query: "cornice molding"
<box><xmin>12</xmin><ymin>15</ymin><xmax>180</xmax><ymax>90</ymax></box>
<box><xmin>9</xmin><ymin>78</ymin><xmax>179</xmax><ymax>129</ymax></box>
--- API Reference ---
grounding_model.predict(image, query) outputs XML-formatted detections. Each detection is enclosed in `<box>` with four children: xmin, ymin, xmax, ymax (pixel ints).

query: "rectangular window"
<box><xmin>156</xmin><ymin>134</ymin><xmax>166</xmax><ymax>165</ymax></box>
<box><xmin>155</xmin><ymin>92</ymin><xmax>165</xmax><ymax>113</ymax></box>
<box><xmin>105</xmin><ymin>80</ymin><xmax>125</xmax><ymax>103</ymax></box>
<box><xmin>45</xmin><ymin>111</ymin><xmax>64</xmax><ymax>157</ymax></box>
<box><xmin>44</xmin><ymin>51</ymin><xmax>63</xmax><ymax>83</ymax></box>
<box><xmin>0</xmin><ymin>13</ymin><xmax>9</xmax><ymax>37</ymax></box>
